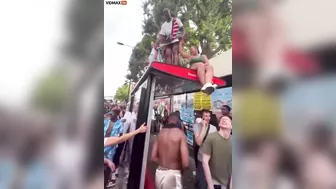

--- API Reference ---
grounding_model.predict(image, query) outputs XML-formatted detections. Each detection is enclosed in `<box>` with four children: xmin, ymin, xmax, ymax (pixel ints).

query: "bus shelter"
<box><xmin>127</xmin><ymin>62</ymin><xmax>226</xmax><ymax>189</ymax></box>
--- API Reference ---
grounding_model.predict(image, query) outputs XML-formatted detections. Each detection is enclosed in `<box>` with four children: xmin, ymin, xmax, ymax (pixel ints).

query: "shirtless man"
<box><xmin>151</xmin><ymin>112</ymin><xmax>189</xmax><ymax>189</ymax></box>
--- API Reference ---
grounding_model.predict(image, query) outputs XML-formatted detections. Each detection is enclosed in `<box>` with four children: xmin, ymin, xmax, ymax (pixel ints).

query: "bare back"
<box><xmin>156</xmin><ymin>127</ymin><xmax>189</xmax><ymax>170</ymax></box>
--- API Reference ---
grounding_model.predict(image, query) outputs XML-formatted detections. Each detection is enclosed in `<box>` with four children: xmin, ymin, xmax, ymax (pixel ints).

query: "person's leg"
<box><xmin>196</xmin><ymin>160</ymin><xmax>208</xmax><ymax>189</ymax></box>
<box><xmin>191</xmin><ymin>63</ymin><xmax>206</xmax><ymax>86</ymax></box>
<box><xmin>172</xmin><ymin>42</ymin><xmax>179</xmax><ymax>66</ymax></box>
<box><xmin>204</xmin><ymin>64</ymin><xmax>214</xmax><ymax>84</ymax></box>
<box><xmin>114</xmin><ymin>142</ymin><xmax>125</xmax><ymax>168</ymax></box>
<box><xmin>164</xmin><ymin>46</ymin><xmax>173</xmax><ymax>64</ymax></box>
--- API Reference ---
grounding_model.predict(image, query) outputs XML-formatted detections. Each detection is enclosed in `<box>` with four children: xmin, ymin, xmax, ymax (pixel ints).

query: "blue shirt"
<box><xmin>0</xmin><ymin>159</ymin><xmax>16</xmax><ymax>189</ymax></box>
<box><xmin>104</xmin><ymin>118</ymin><xmax>110</xmax><ymax>135</ymax></box>
<box><xmin>104</xmin><ymin>119</ymin><xmax>124</xmax><ymax>160</ymax></box>
<box><xmin>176</xmin><ymin>120</ymin><xmax>182</xmax><ymax>129</ymax></box>
<box><xmin>22</xmin><ymin>160</ymin><xmax>50</xmax><ymax>189</ymax></box>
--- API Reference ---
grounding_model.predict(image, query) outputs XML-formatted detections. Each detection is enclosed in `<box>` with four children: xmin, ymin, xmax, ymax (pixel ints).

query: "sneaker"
<box><xmin>201</xmin><ymin>83</ymin><xmax>212</xmax><ymax>91</ymax></box>
<box><xmin>106</xmin><ymin>180</ymin><xmax>116</xmax><ymax>188</ymax></box>
<box><xmin>212</xmin><ymin>84</ymin><xmax>218</xmax><ymax>89</ymax></box>
<box><xmin>202</xmin><ymin>83</ymin><xmax>215</xmax><ymax>95</ymax></box>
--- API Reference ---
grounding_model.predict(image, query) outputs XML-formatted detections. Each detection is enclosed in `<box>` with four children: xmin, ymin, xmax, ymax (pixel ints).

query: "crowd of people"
<box><xmin>103</xmin><ymin>101</ymin><xmax>232</xmax><ymax>189</ymax></box>
<box><xmin>103</xmin><ymin>104</ymin><xmax>147</xmax><ymax>188</ymax></box>
<box><xmin>150</xmin><ymin>105</ymin><xmax>233</xmax><ymax>189</ymax></box>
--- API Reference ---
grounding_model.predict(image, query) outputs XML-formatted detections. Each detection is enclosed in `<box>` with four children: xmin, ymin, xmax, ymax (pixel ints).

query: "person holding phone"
<box><xmin>193</xmin><ymin>109</ymin><xmax>218</xmax><ymax>189</ymax></box>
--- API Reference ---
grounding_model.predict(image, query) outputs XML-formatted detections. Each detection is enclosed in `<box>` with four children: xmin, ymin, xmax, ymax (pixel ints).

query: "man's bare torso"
<box><xmin>157</xmin><ymin>127</ymin><xmax>183</xmax><ymax>170</ymax></box>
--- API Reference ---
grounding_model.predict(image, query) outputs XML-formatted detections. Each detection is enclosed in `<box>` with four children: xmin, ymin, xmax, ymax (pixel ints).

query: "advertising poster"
<box><xmin>181</xmin><ymin>107</ymin><xmax>195</xmax><ymax>124</ymax></box>
<box><xmin>211</xmin><ymin>87</ymin><xmax>232</xmax><ymax>112</ymax></box>
<box><xmin>186</xmin><ymin>93</ymin><xmax>194</xmax><ymax>108</ymax></box>
<box><xmin>186</xmin><ymin>130</ymin><xmax>194</xmax><ymax>146</ymax></box>
<box><xmin>173</xmin><ymin>94</ymin><xmax>186</xmax><ymax>112</ymax></box>
<box><xmin>193</xmin><ymin>92</ymin><xmax>212</xmax><ymax>110</ymax></box>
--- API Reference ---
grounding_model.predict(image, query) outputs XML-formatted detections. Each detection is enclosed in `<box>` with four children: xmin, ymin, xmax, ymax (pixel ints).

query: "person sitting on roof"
<box><xmin>179</xmin><ymin>39</ymin><xmax>217</xmax><ymax>94</ymax></box>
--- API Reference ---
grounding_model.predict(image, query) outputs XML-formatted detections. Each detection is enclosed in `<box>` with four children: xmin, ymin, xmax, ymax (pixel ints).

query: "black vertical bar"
<box><xmin>127</xmin><ymin>75</ymin><xmax>153</xmax><ymax>189</ymax></box>
<box><xmin>129</xmin><ymin>95</ymin><xmax>134</xmax><ymax>112</ymax></box>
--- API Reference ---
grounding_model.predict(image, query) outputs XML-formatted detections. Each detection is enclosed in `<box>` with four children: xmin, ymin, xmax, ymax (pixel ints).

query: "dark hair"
<box><xmin>195</xmin><ymin>112</ymin><xmax>202</xmax><ymax>119</ymax></box>
<box><xmin>222</xmin><ymin>105</ymin><xmax>231</xmax><ymax>112</ymax></box>
<box><xmin>210</xmin><ymin>114</ymin><xmax>219</xmax><ymax>128</ymax></box>
<box><xmin>110</xmin><ymin>109</ymin><xmax>121</xmax><ymax>120</ymax></box>
<box><xmin>201</xmin><ymin>109</ymin><xmax>211</xmax><ymax>116</ymax></box>
<box><xmin>168</xmin><ymin>112</ymin><xmax>179</xmax><ymax>122</ymax></box>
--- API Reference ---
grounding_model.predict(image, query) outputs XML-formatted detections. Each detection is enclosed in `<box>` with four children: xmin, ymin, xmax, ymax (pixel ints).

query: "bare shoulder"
<box><xmin>177</xmin><ymin>129</ymin><xmax>187</xmax><ymax>140</ymax></box>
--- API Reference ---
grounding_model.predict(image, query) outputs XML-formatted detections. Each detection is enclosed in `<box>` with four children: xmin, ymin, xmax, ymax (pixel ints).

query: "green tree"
<box><xmin>127</xmin><ymin>0</ymin><xmax>232</xmax><ymax>82</ymax></box>
<box><xmin>114</xmin><ymin>84</ymin><xmax>130</xmax><ymax>103</ymax></box>
<box><xmin>31</xmin><ymin>68</ymin><xmax>69</xmax><ymax>113</ymax></box>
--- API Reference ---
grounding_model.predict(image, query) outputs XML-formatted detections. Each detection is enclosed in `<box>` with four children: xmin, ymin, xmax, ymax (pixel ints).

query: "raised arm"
<box><xmin>179</xmin><ymin>40</ymin><xmax>190</xmax><ymax>59</ymax></box>
<box><xmin>104</xmin><ymin>123</ymin><xmax>147</xmax><ymax>147</ymax></box>
<box><xmin>195</xmin><ymin>121</ymin><xmax>208</xmax><ymax>146</ymax></box>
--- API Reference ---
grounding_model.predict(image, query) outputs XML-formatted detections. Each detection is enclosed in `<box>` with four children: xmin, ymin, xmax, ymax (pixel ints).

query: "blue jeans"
<box><xmin>196</xmin><ymin>160</ymin><xmax>207</xmax><ymax>189</ymax></box>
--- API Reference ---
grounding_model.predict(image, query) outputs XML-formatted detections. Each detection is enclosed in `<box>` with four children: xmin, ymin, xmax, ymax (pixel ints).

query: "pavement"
<box><xmin>111</xmin><ymin>133</ymin><xmax>197</xmax><ymax>189</ymax></box>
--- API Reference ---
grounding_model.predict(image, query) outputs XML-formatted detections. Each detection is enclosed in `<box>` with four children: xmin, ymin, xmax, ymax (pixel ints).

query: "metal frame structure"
<box><xmin>126</xmin><ymin>62</ymin><xmax>226</xmax><ymax>189</ymax></box>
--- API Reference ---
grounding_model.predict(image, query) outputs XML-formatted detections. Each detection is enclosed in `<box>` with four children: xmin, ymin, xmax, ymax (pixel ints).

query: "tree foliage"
<box><xmin>114</xmin><ymin>84</ymin><xmax>130</xmax><ymax>103</ymax></box>
<box><xmin>31</xmin><ymin>69</ymin><xmax>69</xmax><ymax>113</ymax></box>
<box><xmin>127</xmin><ymin>0</ymin><xmax>232</xmax><ymax>82</ymax></box>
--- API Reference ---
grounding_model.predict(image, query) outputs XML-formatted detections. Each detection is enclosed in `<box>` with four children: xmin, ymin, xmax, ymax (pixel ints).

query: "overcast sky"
<box><xmin>104</xmin><ymin>0</ymin><xmax>145</xmax><ymax>97</ymax></box>
<box><xmin>0</xmin><ymin>0</ymin><xmax>67</xmax><ymax>107</ymax></box>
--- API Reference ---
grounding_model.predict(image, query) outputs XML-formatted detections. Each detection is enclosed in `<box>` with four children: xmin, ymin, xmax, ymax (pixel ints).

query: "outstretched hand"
<box><xmin>138</xmin><ymin>123</ymin><xmax>148</xmax><ymax>133</ymax></box>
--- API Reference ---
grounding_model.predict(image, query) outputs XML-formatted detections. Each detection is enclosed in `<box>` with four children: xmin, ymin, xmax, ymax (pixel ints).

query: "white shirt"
<box><xmin>122</xmin><ymin>111</ymin><xmax>132</xmax><ymax>134</ymax></box>
<box><xmin>193</xmin><ymin>123</ymin><xmax>217</xmax><ymax>161</ymax></box>
<box><xmin>148</xmin><ymin>48</ymin><xmax>156</xmax><ymax>64</ymax></box>
<box><xmin>159</xmin><ymin>17</ymin><xmax>183</xmax><ymax>46</ymax></box>
<box><xmin>149</xmin><ymin>48</ymin><xmax>156</xmax><ymax>56</ymax></box>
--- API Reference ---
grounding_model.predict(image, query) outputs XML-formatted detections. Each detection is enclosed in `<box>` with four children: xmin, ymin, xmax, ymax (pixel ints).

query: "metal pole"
<box><xmin>126</xmin><ymin>79</ymin><xmax>132</xmax><ymax>104</ymax></box>
<box><xmin>139</xmin><ymin>76</ymin><xmax>156</xmax><ymax>189</ymax></box>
